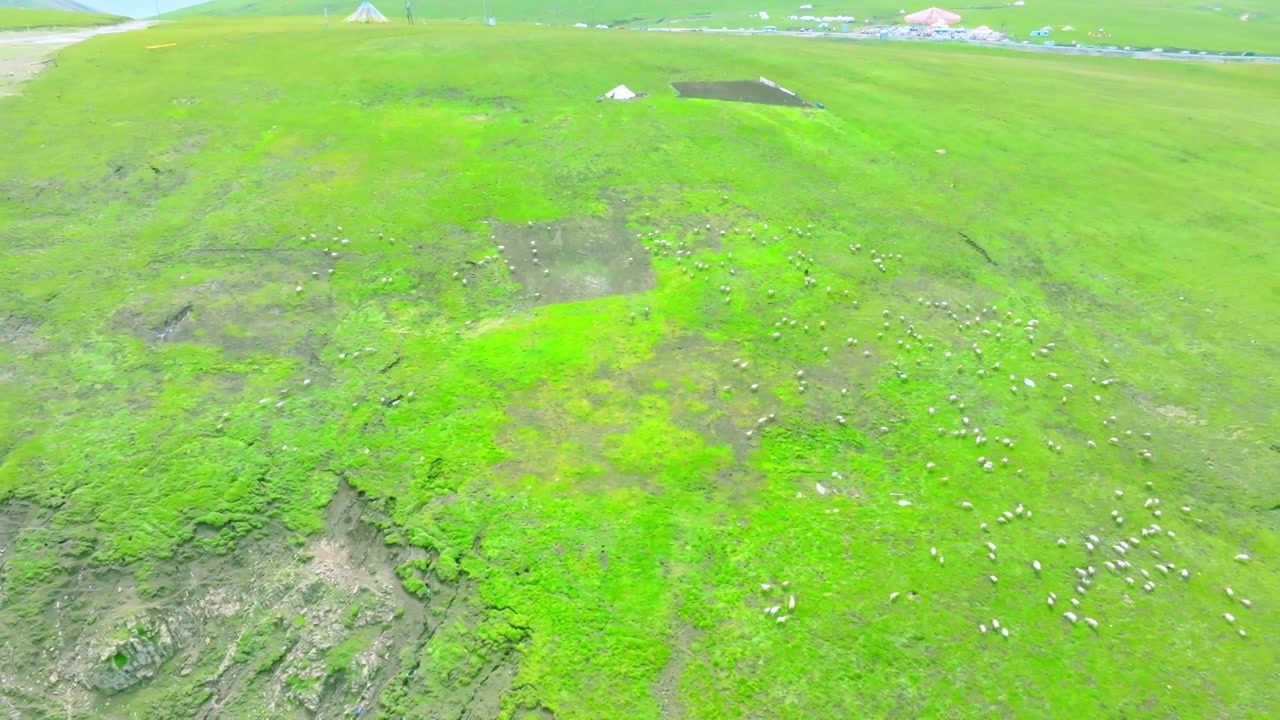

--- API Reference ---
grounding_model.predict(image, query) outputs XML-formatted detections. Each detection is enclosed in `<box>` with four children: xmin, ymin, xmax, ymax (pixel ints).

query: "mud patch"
<box><xmin>0</xmin><ymin>313</ymin><xmax>44</xmax><ymax>352</ymax></box>
<box><xmin>0</xmin><ymin>479</ymin><xmax>525</xmax><ymax>719</ymax></box>
<box><xmin>111</xmin><ymin>254</ymin><xmax>339</xmax><ymax>357</ymax></box>
<box><xmin>154</xmin><ymin>304</ymin><xmax>193</xmax><ymax>341</ymax></box>
<box><xmin>1154</xmin><ymin>404</ymin><xmax>1204</xmax><ymax>426</ymax></box>
<box><xmin>488</xmin><ymin>215</ymin><xmax>656</xmax><ymax>306</ymax></box>
<box><xmin>651</xmin><ymin>621</ymin><xmax>697</xmax><ymax>719</ymax></box>
<box><xmin>672</xmin><ymin>80</ymin><xmax>811</xmax><ymax>108</ymax></box>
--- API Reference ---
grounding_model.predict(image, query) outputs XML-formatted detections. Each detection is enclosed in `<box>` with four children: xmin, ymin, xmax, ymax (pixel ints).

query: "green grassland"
<box><xmin>0</xmin><ymin>7</ymin><xmax>124</xmax><ymax>27</ymax></box>
<box><xmin>162</xmin><ymin>0</ymin><xmax>1280</xmax><ymax>54</ymax></box>
<box><xmin>1</xmin><ymin>17</ymin><xmax>1278</xmax><ymax>719</ymax></box>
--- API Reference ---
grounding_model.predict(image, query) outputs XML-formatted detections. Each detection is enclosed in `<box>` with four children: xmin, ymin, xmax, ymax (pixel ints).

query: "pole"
<box><xmin>154</xmin><ymin>0</ymin><xmax>160</xmax><ymax>19</ymax></box>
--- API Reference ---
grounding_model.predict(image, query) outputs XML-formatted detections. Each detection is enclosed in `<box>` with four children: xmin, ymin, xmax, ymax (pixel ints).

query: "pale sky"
<box><xmin>89</xmin><ymin>0</ymin><xmax>210</xmax><ymax>17</ymax></box>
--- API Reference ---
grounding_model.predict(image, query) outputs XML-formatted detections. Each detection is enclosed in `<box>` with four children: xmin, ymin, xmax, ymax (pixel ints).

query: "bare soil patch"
<box><xmin>0</xmin><ymin>480</ymin><xmax>453</xmax><ymax>718</ymax></box>
<box><xmin>672</xmin><ymin>80</ymin><xmax>812</xmax><ymax>107</ymax></box>
<box><xmin>0</xmin><ymin>22</ymin><xmax>154</xmax><ymax>97</ymax></box>
<box><xmin>489</xmin><ymin>214</ymin><xmax>656</xmax><ymax>306</ymax></box>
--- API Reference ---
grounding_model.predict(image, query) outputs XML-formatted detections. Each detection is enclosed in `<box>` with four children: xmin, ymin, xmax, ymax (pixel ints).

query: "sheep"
<box><xmin>1063</xmin><ymin>612</ymin><xmax>1078</xmax><ymax>624</ymax></box>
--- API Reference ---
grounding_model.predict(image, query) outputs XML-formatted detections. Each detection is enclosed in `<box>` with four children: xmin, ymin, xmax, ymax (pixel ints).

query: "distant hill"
<box><xmin>159</xmin><ymin>0</ymin><xmax>814</xmax><ymax>25</ymax></box>
<box><xmin>0</xmin><ymin>7</ymin><xmax>129</xmax><ymax>28</ymax></box>
<box><xmin>0</xmin><ymin>0</ymin><xmax>103</xmax><ymax>12</ymax></box>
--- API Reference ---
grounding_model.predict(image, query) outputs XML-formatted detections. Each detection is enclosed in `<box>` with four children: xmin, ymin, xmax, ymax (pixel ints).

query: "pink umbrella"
<box><xmin>903</xmin><ymin>7</ymin><xmax>962</xmax><ymax>25</ymax></box>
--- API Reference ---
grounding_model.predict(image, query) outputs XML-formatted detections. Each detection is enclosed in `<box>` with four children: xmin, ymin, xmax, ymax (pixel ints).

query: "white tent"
<box><xmin>904</xmin><ymin>7</ymin><xmax>961</xmax><ymax>25</ymax></box>
<box><xmin>346</xmin><ymin>1</ymin><xmax>388</xmax><ymax>23</ymax></box>
<box><xmin>605</xmin><ymin>85</ymin><xmax>637</xmax><ymax>100</ymax></box>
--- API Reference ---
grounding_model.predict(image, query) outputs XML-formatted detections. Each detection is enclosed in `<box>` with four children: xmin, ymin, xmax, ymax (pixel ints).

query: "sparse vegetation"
<box><xmin>0</xmin><ymin>13</ymin><xmax>1277</xmax><ymax>720</ymax></box>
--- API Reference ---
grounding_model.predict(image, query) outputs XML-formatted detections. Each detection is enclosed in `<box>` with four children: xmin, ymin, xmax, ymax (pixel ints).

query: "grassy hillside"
<box><xmin>1</xmin><ymin>17</ymin><xmax>1278</xmax><ymax>719</ymax></box>
<box><xmin>161</xmin><ymin>0</ymin><xmax>1280</xmax><ymax>54</ymax></box>
<box><xmin>0</xmin><ymin>0</ymin><xmax>102</xmax><ymax>12</ymax></box>
<box><xmin>0</xmin><ymin>8</ymin><xmax>127</xmax><ymax>29</ymax></box>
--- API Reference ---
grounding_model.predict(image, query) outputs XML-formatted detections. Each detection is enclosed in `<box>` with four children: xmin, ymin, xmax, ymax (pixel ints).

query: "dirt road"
<box><xmin>0</xmin><ymin>20</ymin><xmax>155</xmax><ymax>97</ymax></box>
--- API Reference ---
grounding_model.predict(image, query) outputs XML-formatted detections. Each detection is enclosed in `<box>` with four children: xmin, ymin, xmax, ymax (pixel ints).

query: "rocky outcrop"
<box><xmin>83</xmin><ymin>618</ymin><xmax>174</xmax><ymax>694</ymax></box>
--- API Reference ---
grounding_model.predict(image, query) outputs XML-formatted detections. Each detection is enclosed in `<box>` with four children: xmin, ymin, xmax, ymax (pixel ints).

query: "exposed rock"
<box><xmin>83</xmin><ymin>618</ymin><xmax>174</xmax><ymax>694</ymax></box>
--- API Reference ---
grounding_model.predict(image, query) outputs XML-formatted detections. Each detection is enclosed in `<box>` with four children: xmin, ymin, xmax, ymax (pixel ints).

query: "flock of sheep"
<box><xmin>439</xmin><ymin>213</ymin><xmax>1258</xmax><ymax>644</ymax></box>
<box><xmin>617</xmin><ymin>218</ymin><xmax>1258</xmax><ymax>641</ymax></box>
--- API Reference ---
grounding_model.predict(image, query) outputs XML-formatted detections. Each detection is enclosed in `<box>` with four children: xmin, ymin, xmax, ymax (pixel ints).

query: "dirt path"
<box><xmin>0</xmin><ymin>20</ymin><xmax>155</xmax><ymax>98</ymax></box>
